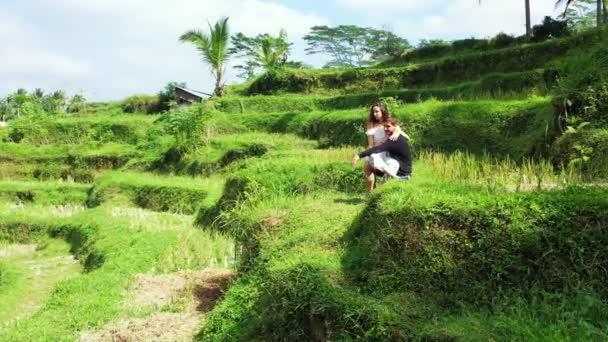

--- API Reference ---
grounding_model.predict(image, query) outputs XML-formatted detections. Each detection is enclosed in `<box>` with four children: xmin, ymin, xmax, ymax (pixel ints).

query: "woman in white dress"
<box><xmin>363</xmin><ymin>102</ymin><xmax>409</xmax><ymax>192</ymax></box>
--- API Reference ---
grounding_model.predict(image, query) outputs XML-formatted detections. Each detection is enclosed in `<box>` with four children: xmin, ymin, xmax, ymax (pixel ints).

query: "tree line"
<box><xmin>179</xmin><ymin>19</ymin><xmax>412</xmax><ymax>96</ymax></box>
<box><xmin>0</xmin><ymin>89</ymin><xmax>86</xmax><ymax>122</ymax></box>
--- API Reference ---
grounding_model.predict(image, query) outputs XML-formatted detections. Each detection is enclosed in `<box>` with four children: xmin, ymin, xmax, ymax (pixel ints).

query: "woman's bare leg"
<box><xmin>364</xmin><ymin>160</ymin><xmax>375</xmax><ymax>192</ymax></box>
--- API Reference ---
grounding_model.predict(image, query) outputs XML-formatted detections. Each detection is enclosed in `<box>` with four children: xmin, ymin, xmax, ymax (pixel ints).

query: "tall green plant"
<box><xmin>180</xmin><ymin>17</ymin><xmax>230</xmax><ymax>97</ymax></box>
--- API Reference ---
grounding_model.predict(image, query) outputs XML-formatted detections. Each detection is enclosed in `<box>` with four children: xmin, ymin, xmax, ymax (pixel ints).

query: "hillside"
<box><xmin>1</xmin><ymin>27</ymin><xmax>608</xmax><ymax>341</ymax></box>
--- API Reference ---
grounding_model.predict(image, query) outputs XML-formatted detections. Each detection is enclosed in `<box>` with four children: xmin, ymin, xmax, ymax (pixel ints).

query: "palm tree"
<box><xmin>556</xmin><ymin>0</ymin><xmax>606</xmax><ymax>27</ymax></box>
<box><xmin>180</xmin><ymin>17</ymin><xmax>230</xmax><ymax>97</ymax></box>
<box><xmin>479</xmin><ymin>0</ymin><xmax>532</xmax><ymax>39</ymax></box>
<box><xmin>255</xmin><ymin>29</ymin><xmax>290</xmax><ymax>71</ymax></box>
<box><xmin>525</xmin><ymin>0</ymin><xmax>532</xmax><ymax>38</ymax></box>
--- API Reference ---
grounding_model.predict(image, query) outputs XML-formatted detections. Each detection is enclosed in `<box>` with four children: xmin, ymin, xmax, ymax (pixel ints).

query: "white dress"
<box><xmin>365</xmin><ymin>126</ymin><xmax>400</xmax><ymax>176</ymax></box>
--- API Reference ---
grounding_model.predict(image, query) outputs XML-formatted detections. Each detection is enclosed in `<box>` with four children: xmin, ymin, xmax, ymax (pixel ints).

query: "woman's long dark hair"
<box><xmin>368</xmin><ymin>102</ymin><xmax>390</xmax><ymax>124</ymax></box>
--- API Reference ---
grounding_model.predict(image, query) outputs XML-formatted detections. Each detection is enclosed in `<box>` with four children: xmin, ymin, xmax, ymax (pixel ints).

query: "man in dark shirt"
<box><xmin>351</xmin><ymin>117</ymin><xmax>412</xmax><ymax>192</ymax></box>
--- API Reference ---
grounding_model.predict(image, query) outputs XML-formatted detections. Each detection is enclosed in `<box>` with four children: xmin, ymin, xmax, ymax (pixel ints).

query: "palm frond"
<box><xmin>207</xmin><ymin>17</ymin><xmax>230</xmax><ymax>69</ymax></box>
<box><xmin>555</xmin><ymin>0</ymin><xmax>576</xmax><ymax>16</ymax></box>
<box><xmin>180</xmin><ymin>17</ymin><xmax>230</xmax><ymax>95</ymax></box>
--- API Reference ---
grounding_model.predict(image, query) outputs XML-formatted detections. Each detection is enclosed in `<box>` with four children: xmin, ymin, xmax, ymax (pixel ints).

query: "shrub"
<box><xmin>551</xmin><ymin>128</ymin><xmax>608</xmax><ymax>180</ymax></box>
<box><xmin>532</xmin><ymin>16</ymin><xmax>570</xmax><ymax>42</ymax></box>
<box><xmin>406</xmin><ymin>40</ymin><xmax>451</xmax><ymax>61</ymax></box>
<box><xmin>551</xmin><ymin>39</ymin><xmax>608</xmax><ymax>126</ymax></box>
<box><xmin>452</xmin><ymin>37</ymin><xmax>487</xmax><ymax>51</ymax></box>
<box><xmin>489</xmin><ymin>32</ymin><xmax>518</xmax><ymax>49</ymax></box>
<box><xmin>121</xmin><ymin>95</ymin><xmax>161</xmax><ymax>114</ymax></box>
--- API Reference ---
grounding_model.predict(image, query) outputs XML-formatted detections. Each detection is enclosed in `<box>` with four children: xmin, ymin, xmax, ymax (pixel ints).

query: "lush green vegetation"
<box><xmin>217</xmin><ymin>69</ymin><xmax>552</xmax><ymax>113</ymax></box>
<box><xmin>1</xmin><ymin>20</ymin><xmax>608</xmax><ymax>342</ymax></box>
<box><xmin>245</xmin><ymin>28</ymin><xmax>605</xmax><ymax>95</ymax></box>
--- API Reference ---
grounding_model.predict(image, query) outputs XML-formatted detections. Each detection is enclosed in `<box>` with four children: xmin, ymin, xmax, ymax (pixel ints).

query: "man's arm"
<box><xmin>358</xmin><ymin>140</ymin><xmax>392</xmax><ymax>158</ymax></box>
<box><xmin>351</xmin><ymin>140</ymin><xmax>393</xmax><ymax>166</ymax></box>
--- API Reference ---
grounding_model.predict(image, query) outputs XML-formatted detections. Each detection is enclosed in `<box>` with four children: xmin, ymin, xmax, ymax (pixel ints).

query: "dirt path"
<box><xmin>79</xmin><ymin>270</ymin><xmax>234</xmax><ymax>342</ymax></box>
<box><xmin>0</xmin><ymin>240</ymin><xmax>82</xmax><ymax>327</ymax></box>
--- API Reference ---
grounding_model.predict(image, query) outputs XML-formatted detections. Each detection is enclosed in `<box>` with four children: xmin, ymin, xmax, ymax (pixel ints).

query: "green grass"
<box><xmin>197</xmin><ymin>147</ymin><xmax>608</xmax><ymax>340</ymax></box>
<box><xmin>199</xmin><ymin>192</ymin><xmax>407</xmax><ymax>341</ymax></box>
<box><xmin>0</xmin><ymin>238</ymin><xmax>82</xmax><ymax>325</ymax></box>
<box><xmin>0</xmin><ymin>142</ymin><xmax>140</xmax><ymax>182</ymax></box>
<box><xmin>342</xmin><ymin>178</ymin><xmax>608</xmax><ymax>304</ymax></box>
<box><xmin>220</xmin><ymin>97</ymin><xmax>554</xmax><ymax>158</ymax></box>
<box><xmin>148</xmin><ymin>133</ymin><xmax>317</xmax><ymax>176</ymax></box>
<box><xmin>0</xmin><ymin>180</ymin><xmax>90</xmax><ymax>205</ymax></box>
<box><xmin>418</xmin><ymin>290</ymin><xmax>608</xmax><ymax>341</ymax></box>
<box><xmin>6</xmin><ymin>114</ymin><xmax>157</xmax><ymax>145</ymax></box>
<box><xmin>88</xmin><ymin>171</ymin><xmax>225</xmax><ymax>214</ymax></box>
<box><xmin>0</xmin><ymin>202</ymin><xmax>234</xmax><ymax>340</ymax></box>
<box><xmin>417</xmin><ymin>149</ymin><xmax>599</xmax><ymax>191</ymax></box>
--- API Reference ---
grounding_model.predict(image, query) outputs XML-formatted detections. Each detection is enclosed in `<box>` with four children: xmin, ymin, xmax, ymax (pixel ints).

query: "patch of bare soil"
<box><xmin>189</xmin><ymin>271</ymin><xmax>233</xmax><ymax>313</ymax></box>
<box><xmin>0</xmin><ymin>244</ymin><xmax>37</xmax><ymax>257</ymax></box>
<box><xmin>78</xmin><ymin>312</ymin><xmax>201</xmax><ymax>342</ymax></box>
<box><xmin>129</xmin><ymin>273</ymin><xmax>188</xmax><ymax>308</ymax></box>
<box><xmin>79</xmin><ymin>270</ymin><xmax>234</xmax><ymax>342</ymax></box>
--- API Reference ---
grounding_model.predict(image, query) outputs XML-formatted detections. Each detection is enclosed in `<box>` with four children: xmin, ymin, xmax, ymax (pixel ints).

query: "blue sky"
<box><xmin>1</xmin><ymin>0</ymin><xmax>568</xmax><ymax>101</ymax></box>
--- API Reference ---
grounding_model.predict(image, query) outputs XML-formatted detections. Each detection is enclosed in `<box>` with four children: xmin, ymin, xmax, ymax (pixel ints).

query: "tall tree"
<box><xmin>67</xmin><ymin>93</ymin><xmax>87</xmax><ymax>113</ymax></box>
<box><xmin>180</xmin><ymin>17</ymin><xmax>230</xmax><ymax>97</ymax></box>
<box><xmin>365</xmin><ymin>26</ymin><xmax>412</xmax><ymax>60</ymax></box>
<box><xmin>526</xmin><ymin>0</ymin><xmax>532</xmax><ymax>38</ymax></box>
<box><xmin>42</xmin><ymin>90</ymin><xmax>67</xmax><ymax>113</ymax></box>
<box><xmin>255</xmin><ymin>30</ymin><xmax>290</xmax><ymax>70</ymax></box>
<box><xmin>229</xmin><ymin>29</ymin><xmax>295</xmax><ymax>79</ymax></box>
<box><xmin>303</xmin><ymin>25</ymin><xmax>410</xmax><ymax>68</ymax></box>
<box><xmin>304</xmin><ymin>25</ymin><xmax>371</xmax><ymax>67</ymax></box>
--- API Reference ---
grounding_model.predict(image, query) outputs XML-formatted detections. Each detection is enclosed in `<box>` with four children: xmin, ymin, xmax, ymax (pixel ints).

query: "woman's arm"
<box><xmin>367</xmin><ymin>135</ymin><xmax>374</xmax><ymax>148</ymax></box>
<box><xmin>365</xmin><ymin>122</ymin><xmax>375</xmax><ymax>148</ymax></box>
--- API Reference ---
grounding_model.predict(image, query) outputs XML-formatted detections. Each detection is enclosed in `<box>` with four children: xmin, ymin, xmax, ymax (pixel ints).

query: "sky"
<box><xmin>0</xmin><ymin>0</ymin><xmax>571</xmax><ymax>101</ymax></box>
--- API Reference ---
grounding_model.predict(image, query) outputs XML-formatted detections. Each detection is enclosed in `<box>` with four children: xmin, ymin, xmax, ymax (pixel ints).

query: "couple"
<box><xmin>351</xmin><ymin>102</ymin><xmax>412</xmax><ymax>192</ymax></box>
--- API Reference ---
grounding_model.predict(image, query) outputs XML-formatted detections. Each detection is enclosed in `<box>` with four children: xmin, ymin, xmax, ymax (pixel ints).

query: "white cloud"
<box><xmin>0</xmin><ymin>8</ymin><xmax>92</xmax><ymax>97</ymax></box>
<box><xmin>0</xmin><ymin>10</ymin><xmax>31</xmax><ymax>39</ymax></box>
<box><xmin>1</xmin><ymin>0</ymin><xmax>330</xmax><ymax>100</ymax></box>
<box><xmin>47</xmin><ymin>0</ymin><xmax>327</xmax><ymax>37</ymax></box>
<box><xmin>0</xmin><ymin>47</ymin><xmax>91</xmax><ymax>77</ymax></box>
<box><xmin>337</xmin><ymin>0</ymin><xmax>445</xmax><ymax>12</ymax></box>
<box><xmin>340</xmin><ymin>0</ymin><xmax>566</xmax><ymax>42</ymax></box>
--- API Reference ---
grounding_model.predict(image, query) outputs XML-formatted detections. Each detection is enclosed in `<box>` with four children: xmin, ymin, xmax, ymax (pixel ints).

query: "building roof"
<box><xmin>175</xmin><ymin>86</ymin><xmax>212</xmax><ymax>98</ymax></box>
